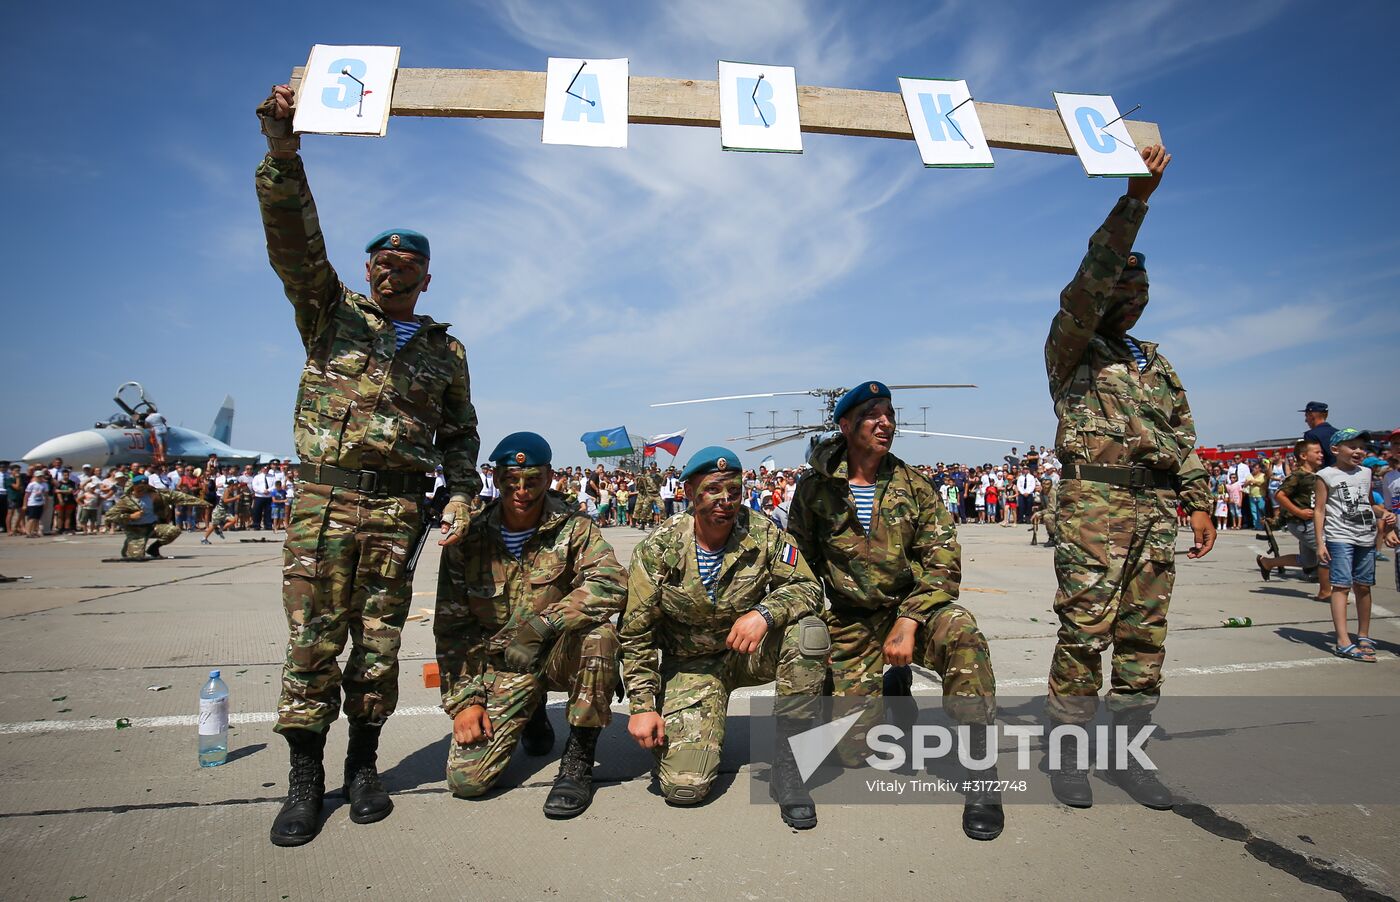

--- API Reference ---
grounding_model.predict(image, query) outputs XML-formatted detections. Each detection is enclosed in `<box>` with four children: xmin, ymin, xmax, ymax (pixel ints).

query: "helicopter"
<box><xmin>651</xmin><ymin>384</ymin><xmax>1023</xmax><ymax>458</ymax></box>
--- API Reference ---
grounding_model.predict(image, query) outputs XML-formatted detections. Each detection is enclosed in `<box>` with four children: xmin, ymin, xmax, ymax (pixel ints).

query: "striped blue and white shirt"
<box><xmin>391</xmin><ymin>319</ymin><xmax>422</xmax><ymax>350</ymax></box>
<box><xmin>696</xmin><ymin>543</ymin><xmax>724</xmax><ymax>601</ymax></box>
<box><xmin>850</xmin><ymin>483</ymin><xmax>877</xmax><ymax>532</ymax></box>
<box><xmin>500</xmin><ymin>526</ymin><xmax>536</xmax><ymax>560</ymax></box>
<box><xmin>1126</xmin><ymin>337</ymin><xmax>1148</xmax><ymax>371</ymax></box>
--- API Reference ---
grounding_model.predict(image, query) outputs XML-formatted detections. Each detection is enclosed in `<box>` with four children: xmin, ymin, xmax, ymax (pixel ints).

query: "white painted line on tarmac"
<box><xmin>3</xmin><ymin>655</ymin><xmax>1388</xmax><ymax>737</ymax></box>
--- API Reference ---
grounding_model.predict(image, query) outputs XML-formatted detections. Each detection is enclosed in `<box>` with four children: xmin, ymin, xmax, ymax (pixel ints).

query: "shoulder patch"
<box><xmin>780</xmin><ymin>542</ymin><xmax>799</xmax><ymax>566</ymax></box>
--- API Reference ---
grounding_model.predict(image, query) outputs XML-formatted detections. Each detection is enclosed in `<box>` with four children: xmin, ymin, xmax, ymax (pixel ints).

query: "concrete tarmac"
<box><xmin>0</xmin><ymin>521</ymin><xmax>1395</xmax><ymax>901</ymax></box>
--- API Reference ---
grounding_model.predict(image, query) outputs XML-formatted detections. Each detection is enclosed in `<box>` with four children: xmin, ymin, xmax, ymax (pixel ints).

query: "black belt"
<box><xmin>1062</xmin><ymin>463</ymin><xmax>1176</xmax><ymax>491</ymax></box>
<box><xmin>302</xmin><ymin>463</ymin><xmax>433</xmax><ymax>497</ymax></box>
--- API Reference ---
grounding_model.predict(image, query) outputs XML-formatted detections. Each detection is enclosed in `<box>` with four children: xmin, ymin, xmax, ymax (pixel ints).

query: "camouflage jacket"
<box><xmin>634</xmin><ymin>472</ymin><xmax>659</xmax><ymax>496</ymax></box>
<box><xmin>620</xmin><ymin>506</ymin><xmax>821</xmax><ymax>713</ymax></box>
<box><xmin>788</xmin><ymin>437</ymin><xmax>960</xmax><ymax>622</ymax></box>
<box><xmin>103</xmin><ymin>489</ymin><xmax>206</xmax><ymax>526</ymax></box>
<box><xmin>255</xmin><ymin>154</ymin><xmax>481</xmax><ymax>501</ymax></box>
<box><xmin>434</xmin><ymin>493</ymin><xmax>626</xmax><ymax>715</ymax></box>
<box><xmin>1044</xmin><ymin>195</ymin><xmax>1210</xmax><ymax>513</ymax></box>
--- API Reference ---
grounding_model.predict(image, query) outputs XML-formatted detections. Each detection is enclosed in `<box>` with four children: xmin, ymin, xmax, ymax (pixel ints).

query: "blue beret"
<box><xmin>365</xmin><ymin>229</ymin><xmax>430</xmax><ymax>260</ymax></box>
<box><xmin>489</xmin><ymin>432</ymin><xmax>552</xmax><ymax>468</ymax></box>
<box><xmin>130</xmin><ymin>474</ymin><xmax>149</xmax><ymax>485</ymax></box>
<box><xmin>680</xmin><ymin>446</ymin><xmax>741</xmax><ymax>482</ymax></box>
<box><xmin>834</xmin><ymin>381</ymin><xmax>892</xmax><ymax>422</ymax></box>
<box><xmin>1123</xmin><ymin>251</ymin><xmax>1146</xmax><ymax>273</ymax></box>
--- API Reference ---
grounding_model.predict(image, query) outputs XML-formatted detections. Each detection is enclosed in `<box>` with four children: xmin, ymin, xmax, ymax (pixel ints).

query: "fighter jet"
<box><xmin>21</xmin><ymin>382</ymin><xmax>281</xmax><ymax>468</ymax></box>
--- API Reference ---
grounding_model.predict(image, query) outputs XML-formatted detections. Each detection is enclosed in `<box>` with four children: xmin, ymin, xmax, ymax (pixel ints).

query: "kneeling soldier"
<box><xmin>435</xmin><ymin>433</ymin><xmax>626</xmax><ymax>817</ymax></box>
<box><xmin>622</xmin><ymin>446</ymin><xmax>829</xmax><ymax>829</ymax></box>
<box><xmin>788</xmin><ymin>381</ymin><xmax>1004</xmax><ymax>841</ymax></box>
<box><xmin>104</xmin><ymin>474</ymin><xmax>208</xmax><ymax>559</ymax></box>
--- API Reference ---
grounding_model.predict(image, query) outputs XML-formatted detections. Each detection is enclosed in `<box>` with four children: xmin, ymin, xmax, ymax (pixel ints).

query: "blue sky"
<box><xmin>4</xmin><ymin>1</ymin><xmax>1396</xmax><ymax>468</ymax></box>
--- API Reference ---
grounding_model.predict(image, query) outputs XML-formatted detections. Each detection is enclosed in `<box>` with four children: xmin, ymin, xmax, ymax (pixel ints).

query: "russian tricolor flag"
<box><xmin>644</xmin><ymin>429</ymin><xmax>687</xmax><ymax>457</ymax></box>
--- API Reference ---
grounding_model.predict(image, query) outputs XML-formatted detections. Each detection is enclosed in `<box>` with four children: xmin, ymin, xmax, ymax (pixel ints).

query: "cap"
<box><xmin>1329</xmin><ymin>427</ymin><xmax>1370</xmax><ymax>447</ymax></box>
<box><xmin>834</xmin><ymin>381</ymin><xmax>892</xmax><ymax>422</ymax></box>
<box><xmin>130</xmin><ymin>474</ymin><xmax>148</xmax><ymax>485</ymax></box>
<box><xmin>489</xmin><ymin>432</ymin><xmax>552</xmax><ymax>468</ymax></box>
<box><xmin>681</xmin><ymin>446</ymin><xmax>741</xmax><ymax>482</ymax></box>
<box><xmin>365</xmin><ymin>228</ymin><xmax>430</xmax><ymax>260</ymax></box>
<box><xmin>1299</xmin><ymin>401</ymin><xmax>1329</xmax><ymax>413</ymax></box>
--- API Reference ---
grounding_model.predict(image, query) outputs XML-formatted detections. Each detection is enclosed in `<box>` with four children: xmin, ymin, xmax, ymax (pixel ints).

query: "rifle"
<box><xmin>408</xmin><ymin>487</ymin><xmax>450</xmax><ymax>574</ymax></box>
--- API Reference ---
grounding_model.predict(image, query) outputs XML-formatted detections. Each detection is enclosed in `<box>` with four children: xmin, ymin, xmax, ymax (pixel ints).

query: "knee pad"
<box><xmin>662</xmin><ymin>782</ymin><xmax>710</xmax><ymax>806</ymax></box>
<box><xmin>796</xmin><ymin>615</ymin><xmax>831</xmax><ymax>658</ymax></box>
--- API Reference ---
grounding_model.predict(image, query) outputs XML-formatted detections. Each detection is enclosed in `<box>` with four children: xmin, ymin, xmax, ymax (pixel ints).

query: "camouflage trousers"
<box><xmin>120</xmin><ymin>523</ymin><xmax>182</xmax><ymax>558</ymax></box>
<box><xmin>655</xmin><ymin>618</ymin><xmax>825</xmax><ymax>803</ymax></box>
<box><xmin>634</xmin><ymin>494</ymin><xmax>659</xmax><ymax>523</ymax></box>
<box><xmin>447</xmin><ymin>623</ymin><xmax>620</xmax><ymax>798</ymax></box>
<box><xmin>276</xmin><ymin>483</ymin><xmax>421</xmax><ymax>734</ymax></box>
<box><xmin>1048</xmin><ymin>481</ymin><xmax>1177</xmax><ymax>724</ymax></box>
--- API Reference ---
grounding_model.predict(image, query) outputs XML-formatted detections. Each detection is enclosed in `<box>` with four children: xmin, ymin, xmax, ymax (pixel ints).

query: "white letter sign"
<box><xmin>898</xmin><ymin>77</ymin><xmax>993</xmax><ymax>168</ymax></box>
<box><xmin>718</xmin><ymin>60</ymin><xmax>802</xmax><ymax>153</ymax></box>
<box><xmin>293</xmin><ymin>44</ymin><xmax>400</xmax><ymax>137</ymax></box>
<box><xmin>1053</xmin><ymin>92</ymin><xmax>1151</xmax><ymax>177</ymax></box>
<box><xmin>542</xmin><ymin>58</ymin><xmax>629</xmax><ymax>148</ymax></box>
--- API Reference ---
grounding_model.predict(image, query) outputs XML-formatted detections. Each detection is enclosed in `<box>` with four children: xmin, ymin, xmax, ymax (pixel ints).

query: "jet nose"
<box><xmin>23</xmin><ymin>431</ymin><xmax>114</xmax><ymax>468</ymax></box>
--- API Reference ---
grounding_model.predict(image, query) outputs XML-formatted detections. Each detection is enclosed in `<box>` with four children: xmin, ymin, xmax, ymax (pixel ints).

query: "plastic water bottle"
<box><xmin>198</xmin><ymin>670</ymin><xmax>229</xmax><ymax>767</ymax></box>
<box><xmin>1220</xmin><ymin>617</ymin><xmax>1253</xmax><ymax>628</ymax></box>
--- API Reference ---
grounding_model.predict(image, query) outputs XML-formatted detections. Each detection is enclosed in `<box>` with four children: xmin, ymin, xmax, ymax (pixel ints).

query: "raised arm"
<box><xmin>254</xmin><ymin>84</ymin><xmax>343</xmax><ymax>347</ymax></box>
<box><xmin>1045</xmin><ymin>145</ymin><xmax>1170</xmax><ymax>395</ymax></box>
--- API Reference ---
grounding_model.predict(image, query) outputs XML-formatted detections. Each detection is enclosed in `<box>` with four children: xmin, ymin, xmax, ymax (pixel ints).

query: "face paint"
<box><xmin>690</xmin><ymin>473</ymin><xmax>742</xmax><ymax>528</ymax></box>
<box><xmin>843</xmin><ymin>399</ymin><xmax>895</xmax><ymax>456</ymax></box>
<box><xmin>368</xmin><ymin>250</ymin><xmax>428</xmax><ymax>302</ymax></box>
<box><xmin>499</xmin><ymin>466</ymin><xmax>549</xmax><ymax>515</ymax></box>
<box><xmin>1103</xmin><ymin>280</ymin><xmax>1149</xmax><ymax>334</ymax></box>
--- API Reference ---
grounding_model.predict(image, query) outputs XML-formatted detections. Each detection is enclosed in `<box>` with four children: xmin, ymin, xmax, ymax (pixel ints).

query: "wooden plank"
<box><xmin>290</xmin><ymin>66</ymin><xmax>1162</xmax><ymax>154</ymax></box>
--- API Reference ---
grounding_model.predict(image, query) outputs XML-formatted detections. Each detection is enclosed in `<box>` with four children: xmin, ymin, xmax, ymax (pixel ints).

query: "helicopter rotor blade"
<box><xmin>896</xmin><ymin>429</ymin><xmax>1022</xmax><ymax>444</ymax></box>
<box><xmin>745</xmin><ymin>431</ymin><xmax>815</xmax><ymax>452</ymax></box>
<box><xmin>886</xmin><ymin>384</ymin><xmax>978</xmax><ymax>390</ymax></box>
<box><xmin>650</xmin><ymin>390</ymin><xmax>819</xmax><ymax>408</ymax></box>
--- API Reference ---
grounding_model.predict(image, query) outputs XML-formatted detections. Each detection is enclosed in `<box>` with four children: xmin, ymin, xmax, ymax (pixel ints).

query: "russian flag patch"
<box><xmin>781</xmin><ymin>543</ymin><xmax>799</xmax><ymax>566</ymax></box>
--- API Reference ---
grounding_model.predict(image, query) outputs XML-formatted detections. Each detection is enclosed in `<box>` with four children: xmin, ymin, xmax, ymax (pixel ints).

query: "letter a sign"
<box><xmin>718</xmin><ymin>60</ymin><xmax>802</xmax><ymax>153</ymax></box>
<box><xmin>1053</xmin><ymin>92</ymin><xmax>1150</xmax><ymax>177</ymax></box>
<box><xmin>543</xmin><ymin>57</ymin><xmax>629</xmax><ymax>148</ymax></box>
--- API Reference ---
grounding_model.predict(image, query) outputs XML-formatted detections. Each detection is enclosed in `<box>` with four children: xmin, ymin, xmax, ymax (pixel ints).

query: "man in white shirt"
<box><xmin>661</xmin><ymin>471</ymin><xmax>678</xmax><ymax>518</ymax></box>
<box><xmin>251</xmin><ymin>465</ymin><xmax>274</xmax><ymax>530</ymax></box>
<box><xmin>1015</xmin><ymin>467</ymin><xmax>1038</xmax><ymax>524</ymax></box>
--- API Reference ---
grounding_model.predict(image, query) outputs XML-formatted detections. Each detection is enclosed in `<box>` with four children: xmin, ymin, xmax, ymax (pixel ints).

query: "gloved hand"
<box><xmin>503</xmin><ymin>615</ymin><xmax>560</xmax><ymax>673</ymax></box>
<box><xmin>257</xmin><ymin>84</ymin><xmax>300</xmax><ymax>155</ymax></box>
<box><xmin>437</xmin><ymin>498</ymin><xmax>475</xmax><ymax>547</ymax></box>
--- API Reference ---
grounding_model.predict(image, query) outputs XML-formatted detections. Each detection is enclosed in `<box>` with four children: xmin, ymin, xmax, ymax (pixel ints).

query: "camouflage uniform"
<box><xmin>256</xmin><ymin>154</ymin><xmax>482</xmax><ymax>735</ymax></box>
<box><xmin>103</xmin><ymin>489</ymin><xmax>207</xmax><ymax>558</ymax></box>
<box><xmin>633</xmin><ymin>471</ymin><xmax>660</xmax><ymax>526</ymax></box>
<box><xmin>621</xmin><ymin>506</ymin><xmax>824</xmax><ymax>802</ymax></box>
<box><xmin>788</xmin><ymin>438</ymin><xmax>996</xmax><ymax>728</ymax></box>
<box><xmin>1044</xmin><ymin>195</ymin><xmax>1211</xmax><ymax>724</ymax></box>
<box><xmin>435</xmin><ymin>493</ymin><xmax>625</xmax><ymax>797</ymax></box>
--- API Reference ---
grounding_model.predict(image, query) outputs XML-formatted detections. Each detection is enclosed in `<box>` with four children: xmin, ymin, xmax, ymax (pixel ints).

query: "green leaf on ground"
<box><xmin>52</xmin><ymin>696</ymin><xmax>67</xmax><ymax>702</ymax></box>
<box><xmin>58</xmin><ymin>708</ymin><xmax>72</xmax><ymax>713</ymax></box>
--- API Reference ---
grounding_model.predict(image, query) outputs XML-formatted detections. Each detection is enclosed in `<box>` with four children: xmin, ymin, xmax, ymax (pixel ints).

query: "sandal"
<box><xmin>1334</xmin><ymin>643</ymin><xmax>1376</xmax><ymax>663</ymax></box>
<box><xmin>1355</xmin><ymin>636</ymin><xmax>1377</xmax><ymax>653</ymax></box>
<box><xmin>1256</xmin><ymin>555</ymin><xmax>1271</xmax><ymax>581</ymax></box>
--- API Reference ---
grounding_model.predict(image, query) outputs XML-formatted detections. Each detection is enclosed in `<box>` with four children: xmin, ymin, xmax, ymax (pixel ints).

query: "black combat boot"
<box><xmin>269</xmin><ymin>729</ymin><xmax>326</xmax><ymax>847</ymax></box>
<box><xmin>543</xmin><ymin>726</ymin><xmax>599</xmax><ymax>819</ymax></box>
<box><xmin>145</xmin><ymin>542</ymin><xmax>163</xmax><ymax>558</ymax></box>
<box><xmin>343</xmin><ymin>721</ymin><xmax>393</xmax><ymax>824</ymax></box>
<box><xmin>1047</xmin><ymin>724</ymin><xmax>1093</xmax><ymax>809</ymax></box>
<box><xmin>521</xmin><ymin>702</ymin><xmax>556</xmax><ymax>756</ymax></box>
<box><xmin>882</xmin><ymin>665</ymin><xmax>913</xmax><ymax>696</ymax></box>
<box><xmin>770</xmin><ymin>716</ymin><xmax>818</xmax><ymax>830</ymax></box>
<box><xmin>960</xmin><ymin>725</ymin><xmax>1004</xmax><ymax>841</ymax></box>
<box><xmin>1106</xmin><ymin>710</ymin><xmax>1173</xmax><ymax>810</ymax></box>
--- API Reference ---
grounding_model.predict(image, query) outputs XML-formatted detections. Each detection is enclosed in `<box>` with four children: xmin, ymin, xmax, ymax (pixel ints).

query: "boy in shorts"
<box><xmin>1316</xmin><ymin>429</ymin><xmax>1397</xmax><ymax>662</ymax></box>
<box><xmin>1257</xmin><ymin>438</ymin><xmax>1329</xmax><ymax>599</ymax></box>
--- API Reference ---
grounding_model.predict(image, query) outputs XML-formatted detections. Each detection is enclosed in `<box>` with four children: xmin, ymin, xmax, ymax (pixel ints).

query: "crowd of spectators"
<box><xmin>0</xmin><ymin>456</ymin><xmax>299</xmax><ymax>539</ymax></box>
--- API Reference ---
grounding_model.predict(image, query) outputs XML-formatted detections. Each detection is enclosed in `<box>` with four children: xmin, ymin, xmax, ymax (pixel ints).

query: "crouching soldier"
<box><xmin>435</xmin><ymin>433</ymin><xmax>626</xmax><ymax>818</ymax></box>
<box><xmin>621</xmin><ymin>446</ymin><xmax>830</xmax><ymax>829</ymax></box>
<box><xmin>103</xmin><ymin>474</ymin><xmax>208</xmax><ymax>559</ymax></box>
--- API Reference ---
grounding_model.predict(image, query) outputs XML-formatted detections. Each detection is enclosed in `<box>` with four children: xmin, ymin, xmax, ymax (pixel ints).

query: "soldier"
<box><xmin>103</xmin><ymin>474</ymin><xmax>207</xmax><ymax>560</ymax></box>
<box><xmin>256</xmin><ymin>85</ymin><xmax>482</xmax><ymax>846</ymax></box>
<box><xmin>1042</xmin><ymin>144</ymin><xmax>1215</xmax><ymax>810</ymax></box>
<box><xmin>1030</xmin><ymin>477</ymin><xmax>1059</xmax><ymax>547</ymax></box>
<box><xmin>788</xmin><ymin>382</ymin><xmax>1004</xmax><ymax>841</ymax></box>
<box><xmin>622</xmin><ymin>446</ymin><xmax>829</xmax><ymax>829</ymax></box>
<box><xmin>632</xmin><ymin>464</ymin><xmax>661</xmax><ymax>530</ymax></box>
<box><xmin>436</xmin><ymin>433</ymin><xmax>625</xmax><ymax>817</ymax></box>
